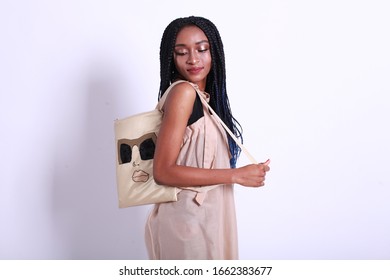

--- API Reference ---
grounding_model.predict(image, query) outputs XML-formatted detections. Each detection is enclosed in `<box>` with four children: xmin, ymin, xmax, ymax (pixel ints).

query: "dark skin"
<box><xmin>153</xmin><ymin>26</ymin><xmax>270</xmax><ymax>188</ymax></box>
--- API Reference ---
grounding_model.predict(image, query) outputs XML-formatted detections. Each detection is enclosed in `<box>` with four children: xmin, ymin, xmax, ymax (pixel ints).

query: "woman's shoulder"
<box><xmin>165</xmin><ymin>81</ymin><xmax>197</xmax><ymax>105</ymax></box>
<box><xmin>166</xmin><ymin>81</ymin><xmax>204</xmax><ymax>126</ymax></box>
<box><xmin>162</xmin><ymin>81</ymin><xmax>197</xmax><ymax>114</ymax></box>
<box><xmin>170</xmin><ymin>80</ymin><xmax>197</xmax><ymax>95</ymax></box>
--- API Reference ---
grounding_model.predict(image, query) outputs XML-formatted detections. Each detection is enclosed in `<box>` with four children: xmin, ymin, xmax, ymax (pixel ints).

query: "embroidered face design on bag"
<box><xmin>117</xmin><ymin>133</ymin><xmax>156</xmax><ymax>183</ymax></box>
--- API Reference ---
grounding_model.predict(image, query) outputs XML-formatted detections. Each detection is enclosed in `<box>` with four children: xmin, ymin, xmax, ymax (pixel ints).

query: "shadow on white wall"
<box><xmin>49</xmin><ymin>60</ymin><xmax>150</xmax><ymax>259</ymax></box>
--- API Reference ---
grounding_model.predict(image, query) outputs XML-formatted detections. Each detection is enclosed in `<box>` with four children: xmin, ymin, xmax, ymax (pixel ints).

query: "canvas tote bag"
<box><xmin>114</xmin><ymin>81</ymin><xmax>184</xmax><ymax>207</ymax></box>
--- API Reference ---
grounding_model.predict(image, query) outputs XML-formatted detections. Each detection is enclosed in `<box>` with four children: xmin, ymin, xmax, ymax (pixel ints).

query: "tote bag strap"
<box><xmin>190</xmin><ymin>83</ymin><xmax>258</xmax><ymax>165</ymax></box>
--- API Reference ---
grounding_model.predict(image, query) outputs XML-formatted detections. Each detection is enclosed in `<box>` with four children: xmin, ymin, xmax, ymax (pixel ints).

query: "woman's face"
<box><xmin>173</xmin><ymin>25</ymin><xmax>211</xmax><ymax>89</ymax></box>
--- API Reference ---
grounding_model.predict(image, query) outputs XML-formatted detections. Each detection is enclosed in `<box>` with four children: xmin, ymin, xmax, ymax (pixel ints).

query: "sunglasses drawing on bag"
<box><xmin>118</xmin><ymin>133</ymin><xmax>157</xmax><ymax>164</ymax></box>
<box><xmin>117</xmin><ymin>133</ymin><xmax>157</xmax><ymax>183</ymax></box>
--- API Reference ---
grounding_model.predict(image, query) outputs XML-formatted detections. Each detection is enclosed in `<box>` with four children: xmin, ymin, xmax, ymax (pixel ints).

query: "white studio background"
<box><xmin>0</xmin><ymin>0</ymin><xmax>389</xmax><ymax>260</ymax></box>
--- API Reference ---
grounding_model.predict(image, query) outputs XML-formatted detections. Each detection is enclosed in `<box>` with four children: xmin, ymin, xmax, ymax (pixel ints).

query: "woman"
<box><xmin>145</xmin><ymin>16</ymin><xmax>270</xmax><ymax>260</ymax></box>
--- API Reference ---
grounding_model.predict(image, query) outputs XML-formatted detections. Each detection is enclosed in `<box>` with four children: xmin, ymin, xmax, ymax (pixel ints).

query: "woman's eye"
<box><xmin>198</xmin><ymin>48</ymin><xmax>209</xmax><ymax>53</ymax></box>
<box><xmin>175</xmin><ymin>51</ymin><xmax>187</xmax><ymax>56</ymax></box>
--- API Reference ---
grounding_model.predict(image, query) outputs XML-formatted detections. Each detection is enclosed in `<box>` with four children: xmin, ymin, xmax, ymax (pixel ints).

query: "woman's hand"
<box><xmin>233</xmin><ymin>159</ymin><xmax>270</xmax><ymax>187</ymax></box>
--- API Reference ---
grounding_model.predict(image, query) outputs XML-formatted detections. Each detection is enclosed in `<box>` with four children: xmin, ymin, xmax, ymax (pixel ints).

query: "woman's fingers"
<box><xmin>260</xmin><ymin>159</ymin><xmax>271</xmax><ymax>172</ymax></box>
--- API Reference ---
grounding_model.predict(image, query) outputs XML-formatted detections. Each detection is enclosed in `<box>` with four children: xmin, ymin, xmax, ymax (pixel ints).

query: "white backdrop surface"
<box><xmin>1</xmin><ymin>0</ymin><xmax>389</xmax><ymax>259</ymax></box>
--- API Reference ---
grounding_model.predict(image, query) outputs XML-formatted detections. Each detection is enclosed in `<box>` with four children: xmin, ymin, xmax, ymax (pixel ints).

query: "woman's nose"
<box><xmin>187</xmin><ymin>51</ymin><xmax>199</xmax><ymax>64</ymax></box>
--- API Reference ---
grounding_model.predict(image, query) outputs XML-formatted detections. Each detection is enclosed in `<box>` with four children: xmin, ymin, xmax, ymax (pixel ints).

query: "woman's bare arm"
<box><xmin>153</xmin><ymin>83</ymin><xmax>269</xmax><ymax>188</ymax></box>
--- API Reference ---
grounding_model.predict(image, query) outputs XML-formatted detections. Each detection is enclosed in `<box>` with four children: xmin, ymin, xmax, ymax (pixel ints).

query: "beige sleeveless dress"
<box><xmin>144</xmin><ymin>90</ymin><xmax>239</xmax><ymax>260</ymax></box>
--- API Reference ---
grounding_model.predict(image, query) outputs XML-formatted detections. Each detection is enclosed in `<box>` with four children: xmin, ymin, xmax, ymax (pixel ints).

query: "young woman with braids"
<box><xmin>145</xmin><ymin>16</ymin><xmax>270</xmax><ymax>260</ymax></box>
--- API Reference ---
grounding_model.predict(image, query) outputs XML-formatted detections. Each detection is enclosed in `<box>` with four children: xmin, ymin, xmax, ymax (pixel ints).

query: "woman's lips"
<box><xmin>132</xmin><ymin>170</ymin><xmax>149</xmax><ymax>182</ymax></box>
<box><xmin>187</xmin><ymin>67</ymin><xmax>203</xmax><ymax>74</ymax></box>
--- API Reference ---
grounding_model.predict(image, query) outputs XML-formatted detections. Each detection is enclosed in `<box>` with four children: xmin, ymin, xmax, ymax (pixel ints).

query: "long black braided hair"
<box><xmin>158</xmin><ymin>16</ymin><xmax>242</xmax><ymax>168</ymax></box>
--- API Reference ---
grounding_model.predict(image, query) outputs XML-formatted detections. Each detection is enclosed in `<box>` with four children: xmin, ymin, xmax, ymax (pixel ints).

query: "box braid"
<box><xmin>158</xmin><ymin>16</ymin><xmax>243</xmax><ymax>168</ymax></box>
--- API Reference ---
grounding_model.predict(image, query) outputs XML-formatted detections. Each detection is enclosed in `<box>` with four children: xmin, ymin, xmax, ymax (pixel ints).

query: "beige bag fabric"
<box><xmin>114</xmin><ymin>81</ymin><xmax>183</xmax><ymax>207</ymax></box>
